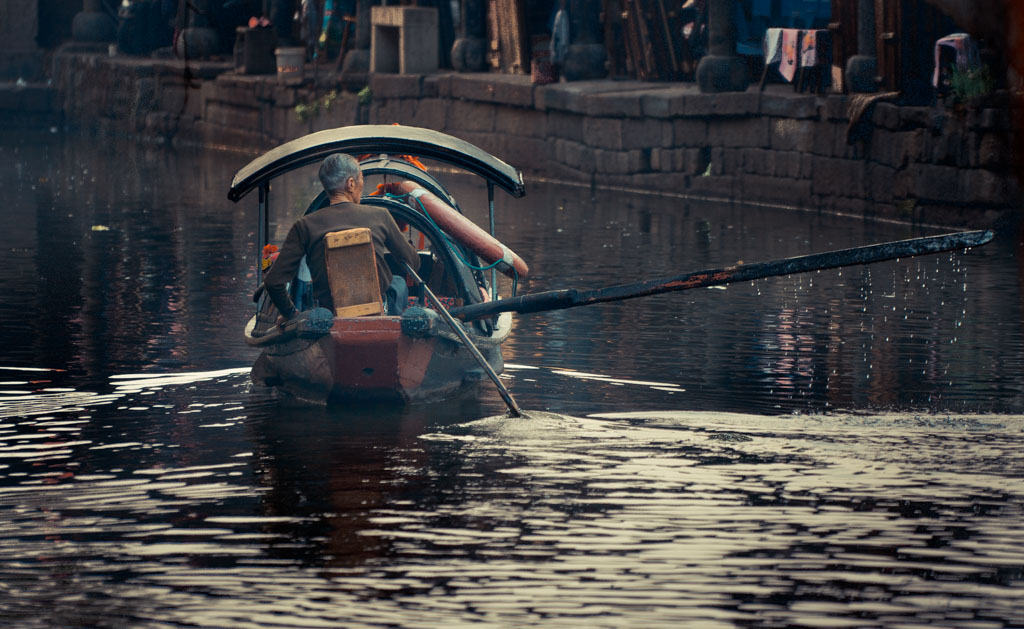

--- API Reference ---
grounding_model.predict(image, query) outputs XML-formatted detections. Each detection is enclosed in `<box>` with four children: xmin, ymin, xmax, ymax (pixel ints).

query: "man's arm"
<box><xmin>263</xmin><ymin>223</ymin><xmax>306</xmax><ymax>319</ymax></box>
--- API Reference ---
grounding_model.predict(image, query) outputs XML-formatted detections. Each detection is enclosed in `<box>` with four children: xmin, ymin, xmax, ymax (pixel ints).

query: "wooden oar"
<box><xmin>405</xmin><ymin>264</ymin><xmax>524</xmax><ymax>418</ymax></box>
<box><xmin>449</xmin><ymin>229</ymin><xmax>994</xmax><ymax>322</ymax></box>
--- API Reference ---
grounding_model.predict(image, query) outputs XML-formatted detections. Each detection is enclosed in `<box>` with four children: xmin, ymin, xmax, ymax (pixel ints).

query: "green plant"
<box><xmin>949</xmin><ymin>64</ymin><xmax>994</xmax><ymax>103</ymax></box>
<box><xmin>294</xmin><ymin>90</ymin><xmax>339</xmax><ymax>122</ymax></box>
<box><xmin>358</xmin><ymin>86</ymin><xmax>372</xmax><ymax>106</ymax></box>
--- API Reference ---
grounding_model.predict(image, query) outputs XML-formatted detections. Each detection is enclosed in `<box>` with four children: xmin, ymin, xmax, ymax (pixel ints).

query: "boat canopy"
<box><xmin>228</xmin><ymin>125</ymin><xmax>526</xmax><ymax>202</ymax></box>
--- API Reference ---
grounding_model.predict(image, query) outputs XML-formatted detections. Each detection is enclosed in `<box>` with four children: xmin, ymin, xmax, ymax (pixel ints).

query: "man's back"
<box><xmin>265</xmin><ymin>202</ymin><xmax>419</xmax><ymax>315</ymax></box>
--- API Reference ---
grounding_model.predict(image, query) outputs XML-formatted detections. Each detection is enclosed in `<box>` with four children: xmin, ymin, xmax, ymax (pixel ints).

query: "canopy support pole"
<box><xmin>488</xmin><ymin>182</ymin><xmax>497</xmax><ymax>301</ymax></box>
<box><xmin>257</xmin><ymin>183</ymin><xmax>269</xmax><ymax>288</ymax></box>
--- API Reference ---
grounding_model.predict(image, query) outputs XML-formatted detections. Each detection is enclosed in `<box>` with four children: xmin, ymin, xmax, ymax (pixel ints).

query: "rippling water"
<box><xmin>1</xmin><ymin>130</ymin><xmax>1022</xmax><ymax>627</ymax></box>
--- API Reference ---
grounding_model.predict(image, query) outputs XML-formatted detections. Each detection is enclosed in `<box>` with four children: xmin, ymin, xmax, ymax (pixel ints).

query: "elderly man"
<box><xmin>264</xmin><ymin>153</ymin><xmax>420</xmax><ymax>320</ymax></box>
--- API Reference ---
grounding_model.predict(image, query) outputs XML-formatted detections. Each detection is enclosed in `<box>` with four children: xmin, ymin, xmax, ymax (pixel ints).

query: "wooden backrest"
<box><xmin>324</xmin><ymin>228</ymin><xmax>384</xmax><ymax>317</ymax></box>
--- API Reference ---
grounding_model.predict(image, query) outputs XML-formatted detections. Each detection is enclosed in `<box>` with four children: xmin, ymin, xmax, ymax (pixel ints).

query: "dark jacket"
<box><xmin>264</xmin><ymin>202</ymin><xmax>420</xmax><ymax>317</ymax></box>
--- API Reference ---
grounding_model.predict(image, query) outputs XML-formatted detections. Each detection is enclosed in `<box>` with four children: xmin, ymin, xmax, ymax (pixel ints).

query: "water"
<box><xmin>1</xmin><ymin>130</ymin><xmax>1023</xmax><ymax>627</ymax></box>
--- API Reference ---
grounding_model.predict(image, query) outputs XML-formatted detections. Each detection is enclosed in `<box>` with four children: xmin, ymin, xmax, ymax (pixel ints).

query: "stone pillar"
<box><xmin>175</xmin><ymin>0</ymin><xmax>220</xmax><ymax>58</ymax></box>
<box><xmin>696</xmin><ymin>0</ymin><xmax>748</xmax><ymax>92</ymax></box>
<box><xmin>72</xmin><ymin>0</ymin><xmax>115</xmax><ymax>43</ymax></box>
<box><xmin>1</xmin><ymin>0</ymin><xmax>42</xmax><ymax>80</ymax></box>
<box><xmin>451</xmin><ymin>0</ymin><xmax>485</xmax><ymax>72</ymax></box>
<box><xmin>341</xmin><ymin>0</ymin><xmax>375</xmax><ymax>74</ymax></box>
<box><xmin>845</xmin><ymin>0</ymin><xmax>877</xmax><ymax>92</ymax></box>
<box><xmin>562</xmin><ymin>0</ymin><xmax>606</xmax><ymax>80</ymax></box>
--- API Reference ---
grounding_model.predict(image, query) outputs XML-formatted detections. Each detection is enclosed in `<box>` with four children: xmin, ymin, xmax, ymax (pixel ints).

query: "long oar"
<box><xmin>405</xmin><ymin>264</ymin><xmax>524</xmax><ymax>418</ymax></box>
<box><xmin>449</xmin><ymin>229</ymin><xmax>994</xmax><ymax>322</ymax></box>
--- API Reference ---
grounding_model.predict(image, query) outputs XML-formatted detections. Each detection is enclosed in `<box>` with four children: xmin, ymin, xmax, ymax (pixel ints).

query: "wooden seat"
<box><xmin>324</xmin><ymin>228</ymin><xmax>384</xmax><ymax>317</ymax></box>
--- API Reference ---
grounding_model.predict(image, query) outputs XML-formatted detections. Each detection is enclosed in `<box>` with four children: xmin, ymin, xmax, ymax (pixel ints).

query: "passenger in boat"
<box><xmin>264</xmin><ymin>153</ymin><xmax>420</xmax><ymax>321</ymax></box>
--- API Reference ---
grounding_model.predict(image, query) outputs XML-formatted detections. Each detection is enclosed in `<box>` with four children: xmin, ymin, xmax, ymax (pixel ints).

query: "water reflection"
<box><xmin>4</xmin><ymin>372</ymin><xmax>1021</xmax><ymax>627</ymax></box>
<box><xmin>1</xmin><ymin>131</ymin><xmax>1023</xmax><ymax>627</ymax></box>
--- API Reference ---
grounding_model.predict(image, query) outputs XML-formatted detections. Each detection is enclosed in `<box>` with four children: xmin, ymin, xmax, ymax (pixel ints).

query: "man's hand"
<box><xmin>276</xmin><ymin>311</ymin><xmax>297</xmax><ymax>328</ymax></box>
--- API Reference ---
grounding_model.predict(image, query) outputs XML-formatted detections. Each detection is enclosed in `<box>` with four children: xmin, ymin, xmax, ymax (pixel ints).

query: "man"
<box><xmin>264</xmin><ymin>153</ymin><xmax>420</xmax><ymax>321</ymax></box>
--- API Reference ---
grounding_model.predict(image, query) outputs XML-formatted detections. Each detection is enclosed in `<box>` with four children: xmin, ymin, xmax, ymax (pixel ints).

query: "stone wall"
<box><xmin>41</xmin><ymin>48</ymin><xmax>1022</xmax><ymax>227</ymax></box>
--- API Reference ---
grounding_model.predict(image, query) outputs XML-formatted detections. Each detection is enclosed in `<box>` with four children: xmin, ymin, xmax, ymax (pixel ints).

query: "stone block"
<box><xmin>811</xmin><ymin>120</ymin><xmax>841</xmax><ymax>156</ymax></box>
<box><xmin>760</xmin><ymin>93</ymin><xmax>818</xmax><ymax>119</ymax></box>
<box><xmin>640</xmin><ymin>87</ymin><xmax>691</xmax><ymax>118</ymax></box>
<box><xmin>546</xmin><ymin>110</ymin><xmax>583</xmax><ymax>142</ymax></box>
<box><xmin>448</xmin><ymin>99</ymin><xmax>494</xmax><ymax>132</ymax></box>
<box><xmin>713</xmin><ymin>91</ymin><xmax>761</xmax><ymax>117</ymax></box>
<box><xmin>421</xmin><ymin>75</ymin><xmax>439</xmax><ymax>97</ymax></box>
<box><xmin>451</xmin><ymin>130</ymin><xmax>499</xmax><ymax>156</ymax></box>
<box><xmin>682</xmin><ymin>147</ymin><xmax>707</xmax><ymax>174</ymax></box>
<box><xmin>743</xmin><ymin>174</ymin><xmax>811</xmax><ymax>205</ymax></box>
<box><xmin>865</xmin><ymin>163</ymin><xmax>897</xmax><ymax>203</ymax></box>
<box><xmin>868</xmin><ymin>128</ymin><xmax>899</xmax><ymax>168</ymax></box>
<box><xmin>497</xmin><ymin>134</ymin><xmax>550</xmax><ymax>169</ymax></box>
<box><xmin>812</xmin><ymin>157</ymin><xmax>864</xmax><ymax>196</ymax></box>
<box><xmin>434</xmin><ymin>73</ymin><xmax>452</xmax><ymax>98</ymax></box>
<box><xmin>582</xmin><ymin>117</ymin><xmax>624</xmax><ymax>150</ymax></box>
<box><xmin>714</xmin><ymin>118</ymin><xmax>769</xmax><ymax>148</ymax></box>
<box><xmin>321</xmin><ymin>95</ymin><xmax>359</xmax><ymax>127</ymax></box>
<box><xmin>584</xmin><ymin>91</ymin><xmax>643</xmax><ymax>117</ymax></box>
<box><xmin>495</xmin><ymin>107</ymin><xmax>546</xmax><ymax>138</ymax></box>
<box><xmin>900</xmin><ymin>106</ymin><xmax>941</xmax><ymax>131</ymax></box>
<box><xmin>614</xmin><ymin>172</ymin><xmax>692</xmax><ymax>194</ymax></box>
<box><xmin>369</xmin><ymin>73</ymin><xmax>422</xmax><ymax>99</ymax></box>
<box><xmin>595</xmin><ymin>148</ymin><xmax>630</xmax><ymax>174</ymax></box>
<box><xmin>929</xmin><ymin>126</ymin><xmax>967</xmax><ymax>166</ymax></box>
<box><xmin>493</xmin><ymin>77</ymin><xmax>535</xmax><ymax>107</ymax></box>
<box><xmin>977</xmin><ymin>132</ymin><xmax>1009</xmax><ymax>168</ymax></box>
<box><xmin>770</xmin><ymin>118</ymin><xmax>816</xmax><ymax>152</ymax></box>
<box><xmin>911</xmin><ymin>164</ymin><xmax>960</xmax><ymax>202</ymax></box>
<box><xmin>771</xmin><ymin>151</ymin><xmax>802</xmax><ymax>179</ymax></box>
<box><xmin>450</xmin><ymin>73</ymin><xmax>534</xmax><ymax>106</ymax></box>
<box><xmin>682</xmin><ymin>93</ymin><xmax>715</xmax><ymax>117</ymax></box>
<box><xmin>874</xmin><ymin>103</ymin><xmax>900</xmax><ymax>130</ymax></box>
<box><xmin>543</xmin><ymin>160</ymin><xmax>592</xmax><ymax>183</ymax></box>
<box><xmin>821</xmin><ymin>94</ymin><xmax>848</xmax><ymax>121</ymax></box>
<box><xmin>273</xmin><ymin>84</ymin><xmax>297</xmax><ymax>107</ymax></box>
<box><xmin>534</xmin><ymin>83</ymin><xmax>577</xmax><ymax>112</ymax></box>
<box><xmin>566</xmin><ymin>140</ymin><xmax>596</xmax><ymax>172</ymax></box>
<box><xmin>800</xmin><ymin>152</ymin><xmax>816</xmax><ymax>179</ymax></box>
<box><xmin>672</xmin><ymin>118</ymin><xmax>708</xmax><ymax>147</ymax></box>
<box><xmin>650</xmin><ymin>147</ymin><xmax>664</xmax><ymax>171</ymax></box>
<box><xmin>979</xmin><ymin>107</ymin><xmax>1011</xmax><ymax>131</ymax></box>
<box><xmin>409</xmin><ymin>98</ymin><xmax>446</xmax><ymax>131</ymax></box>
<box><xmin>710</xmin><ymin>146</ymin><xmax>725</xmax><ymax>175</ymax></box>
<box><xmin>742</xmin><ymin>148</ymin><xmax>771</xmax><ymax>175</ymax></box>
<box><xmin>622</xmin><ymin>118</ymin><xmax>672</xmax><ymax>149</ymax></box>
<box><xmin>961</xmin><ymin>168</ymin><xmax>1011</xmax><ymax>204</ymax></box>
<box><xmin>630</xmin><ymin>148</ymin><xmax>648</xmax><ymax>172</ymax></box>
<box><xmin>207</xmin><ymin>102</ymin><xmax>260</xmax><ymax>128</ymax></box>
<box><xmin>687</xmin><ymin>174</ymin><xmax>735</xmax><ymax>200</ymax></box>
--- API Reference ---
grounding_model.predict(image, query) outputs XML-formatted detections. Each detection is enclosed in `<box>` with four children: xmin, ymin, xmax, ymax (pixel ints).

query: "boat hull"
<box><xmin>249</xmin><ymin>314</ymin><xmax>510</xmax><ymax>405</ymax></box>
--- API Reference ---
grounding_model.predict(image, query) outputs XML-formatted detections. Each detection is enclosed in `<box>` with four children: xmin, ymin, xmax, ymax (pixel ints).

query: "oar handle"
<box><xmin>449</xmin><ymin>229</ymin><xmax>994</xmax><ymax>322</ymax></box>
<box><xmin>406</xmin><ymin>264</ymin><xmax>524</xmax><ymax>418</ymax></box>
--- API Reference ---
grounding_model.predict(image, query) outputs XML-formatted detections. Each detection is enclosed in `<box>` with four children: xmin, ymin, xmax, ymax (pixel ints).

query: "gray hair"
<box><xmin>318</xmin><ymin>153</ymin><xmax>361</xmax><ymax>194</ymax></box>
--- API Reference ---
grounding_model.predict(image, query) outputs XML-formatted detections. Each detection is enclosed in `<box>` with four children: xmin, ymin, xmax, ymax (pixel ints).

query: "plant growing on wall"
<box><xmin>295</xmin><ymin>90</ymin><xmax>339</xmax><ymax>122</ymax></box>
<box><xmin>948</xmin><ymin>64</ymin><xmax>994</xmax><ymax>104</ymax></box>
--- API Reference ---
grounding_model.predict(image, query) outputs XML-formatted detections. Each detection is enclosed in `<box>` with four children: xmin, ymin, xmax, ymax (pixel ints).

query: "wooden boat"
<box><xmin>228</xmin><ymin>125</ymin><xmax>527</xmax><ymax>404</ymax></box>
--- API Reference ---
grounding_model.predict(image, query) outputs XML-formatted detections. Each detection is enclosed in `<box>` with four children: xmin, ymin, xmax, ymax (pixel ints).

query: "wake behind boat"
<box><xmin>229</xmin><ymin>125</ymin><xmax>528</xmax><ymax>404</ymax></box>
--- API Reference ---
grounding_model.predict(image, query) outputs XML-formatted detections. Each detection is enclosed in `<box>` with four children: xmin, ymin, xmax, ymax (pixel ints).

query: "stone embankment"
<box><xmin>10</xmin><ymin>46</ymin><xmax>1020</xmax><ymax>227</ymax></box>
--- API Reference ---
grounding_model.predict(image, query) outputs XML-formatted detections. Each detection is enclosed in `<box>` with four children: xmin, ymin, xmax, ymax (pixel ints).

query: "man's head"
<box><xmin>319</xmin><ymin>153</ymin><xmax>364</xmax><ymax>200</ymax></box>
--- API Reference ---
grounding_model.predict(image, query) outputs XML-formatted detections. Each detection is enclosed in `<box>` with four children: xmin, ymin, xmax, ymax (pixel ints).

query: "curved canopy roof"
<box><xmin>228</xmin><ymin>125</ymin><xmax>526</xmax><ymax>202</ymax></box>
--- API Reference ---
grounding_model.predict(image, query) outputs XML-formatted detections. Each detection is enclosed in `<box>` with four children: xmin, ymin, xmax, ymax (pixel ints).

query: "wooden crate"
<box><xmin>325</xmin><ymin>228</ymin><xmax>384</xmax><ymax>318</ymax></box>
